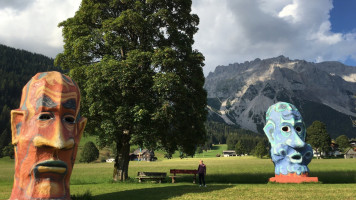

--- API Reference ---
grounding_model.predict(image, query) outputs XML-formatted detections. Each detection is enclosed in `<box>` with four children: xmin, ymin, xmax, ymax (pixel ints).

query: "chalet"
<box><xmin>130</xmin><ymin>149</ymin><xmax>157</xmax><ymax>161</ymax></box>
<box><xmin>223</xmin><ymin>150</ymin><xmax>237</xmax><ymax>157</ymax></box>
<box><xmin>350</xmin><ymin>140</ymin><xmax>356</xmax><ymax>147</ymax></box>
<box><xmin>344</xmin><ymin>147</ymin><xmax>356</xmax><ymax>159</ymax></box>
<box><xmin>328</xmin><ymin>140</ymin><xmax>343</xmax><ymax>157</ymax></box>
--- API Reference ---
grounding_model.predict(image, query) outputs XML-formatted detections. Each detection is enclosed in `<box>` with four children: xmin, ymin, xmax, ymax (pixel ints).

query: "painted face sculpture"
<box><xmin>263</xmin><ymin>102</ymin><xmax>313</xmax><ymax>176</ymax></box>
<box><xmin>10</xmin><ymin>71</ymin><xmax>87</xmax><ymax>200</ymax></box>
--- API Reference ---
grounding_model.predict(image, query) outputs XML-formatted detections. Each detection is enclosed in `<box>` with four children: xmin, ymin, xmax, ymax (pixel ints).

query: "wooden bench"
<box><xmin>170</xmin><ymin>169</ymin><xmax>198</xmax><ymax>183</ymax></box>
<box><xmin>136</xmin><ymin>172</ymin><xmax>166</xmax><ymax>183</ymax></box>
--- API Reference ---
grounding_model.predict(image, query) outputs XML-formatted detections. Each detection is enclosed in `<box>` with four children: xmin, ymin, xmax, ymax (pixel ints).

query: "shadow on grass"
<box><xmin>311</xmin><ymin>170</ymin><xmax>356</xmax><ymax>183</ymax></box>
<box><xmin>93</xmin><ymin>184</ymin><xmax>233</xmax><ymax>200</ymax></box>
<box><xmin>175</xmin><ymin>170</ymin><xmax>356</xmax><ymax>184</ymax></box>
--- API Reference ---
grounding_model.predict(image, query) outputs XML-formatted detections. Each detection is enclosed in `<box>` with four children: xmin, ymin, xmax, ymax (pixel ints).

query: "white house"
<box><xmin>223</xmin><ymin>150</ymin><xmax>237</xmax><ymax>157</ymax></box>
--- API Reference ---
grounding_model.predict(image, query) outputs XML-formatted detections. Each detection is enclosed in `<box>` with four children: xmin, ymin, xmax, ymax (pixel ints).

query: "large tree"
<box><xmin>55</xmin><ymin>0</ymin><xmax>207</xmax><ymax>181</ymax></box>
<box><xmin>306</xmin><ymin>121</ymin><xmax>331</xmax><ymax>159</ymax></box>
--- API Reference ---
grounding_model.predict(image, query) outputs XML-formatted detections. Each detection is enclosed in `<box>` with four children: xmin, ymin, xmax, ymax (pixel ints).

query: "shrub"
<box><xmin>2</xmin><ymin>144</ymin><xmax>14</xmax><ymax>159</ymax></box>
<box><xmin>80</xmin><ymin>141</ymin><xmax>99</xmax><ymax>163</ymax></box>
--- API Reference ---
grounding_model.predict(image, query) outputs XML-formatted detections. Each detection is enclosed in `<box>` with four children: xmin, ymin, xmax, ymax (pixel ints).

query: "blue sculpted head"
<box><xmin>263</xmin><ymin>102</ymin><xmax>313</xmax><ymax>175</ymax></box>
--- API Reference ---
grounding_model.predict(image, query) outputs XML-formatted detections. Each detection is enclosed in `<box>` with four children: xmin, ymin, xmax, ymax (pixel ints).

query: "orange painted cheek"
<box><xmin>62</xmin><ymin>124</ymin><xmax>75</xmax><ymax>139</ymax></box>
<box><xmin>38</xmin><ymin>123</ymin><xmax>57</xmax><ymax>140</ymax></box>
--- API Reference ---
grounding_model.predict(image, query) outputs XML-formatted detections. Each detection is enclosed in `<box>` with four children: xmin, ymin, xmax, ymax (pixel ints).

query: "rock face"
<box><xmin>204</xmin><ymin>56</ymin><xmax>356</xmax><ymax>139</ymax></box>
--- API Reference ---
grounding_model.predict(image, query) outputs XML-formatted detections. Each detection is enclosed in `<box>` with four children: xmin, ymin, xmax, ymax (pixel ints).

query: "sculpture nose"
<box><xmin>285</xmin><ymin>131</ymin><xmax>305</xmax><ymax>149</ymax></box>
<box><xmin>33</xmin><ymin>123</ymin><xmax>74</xmax><ymax>149</ymax></box>
<box><xmin>33</xmin><ymin>135</ymin><xmax>74</xmax><ymax>150</ymax></box>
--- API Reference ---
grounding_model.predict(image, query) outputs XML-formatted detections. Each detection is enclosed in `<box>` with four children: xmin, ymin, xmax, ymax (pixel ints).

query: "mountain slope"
<box><xmin>205</xmin><ymin>56</ymin><xmax>356</xmax><ymax>139</ymax></box>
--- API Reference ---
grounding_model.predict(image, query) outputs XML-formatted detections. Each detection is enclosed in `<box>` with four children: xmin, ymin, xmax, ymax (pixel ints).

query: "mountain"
<box><xmin>204</xmin><ymin>56</ymin><xmax>356</xmax><ymax>139</ymax></box>
<box><xmin>0</xmin><ymin>44</ymin><xmax>61</xmax><ymax>156</ymax></box>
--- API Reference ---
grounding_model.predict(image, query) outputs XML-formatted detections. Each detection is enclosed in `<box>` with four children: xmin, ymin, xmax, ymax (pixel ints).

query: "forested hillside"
<box><xmin>0</xmin><ymin>44</ymin><xmax>61</xmax><ymax>157</ymax></box>
<box><xmin>205</xmin><ymin>121</ymin><xmax>267</xmax><ymax>153</ymax></box>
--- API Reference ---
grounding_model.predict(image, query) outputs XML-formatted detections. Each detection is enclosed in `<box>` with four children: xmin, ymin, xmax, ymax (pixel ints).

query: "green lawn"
<box><xmin>1</xmin><ymin>156</ymin><xmax>355</xmax><ymax>200</ymax></box>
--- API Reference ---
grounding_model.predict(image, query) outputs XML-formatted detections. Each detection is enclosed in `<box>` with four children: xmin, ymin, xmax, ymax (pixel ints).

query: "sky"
<box><xmin>0</xmin><ymin>0</ymin><xmax>355</xmax><ymax>76</ymax></box>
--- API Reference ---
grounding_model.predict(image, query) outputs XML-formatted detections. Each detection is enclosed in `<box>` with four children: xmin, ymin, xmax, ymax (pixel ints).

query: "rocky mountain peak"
<box><xmin>205</xmin><ymin>56</ymin><xmax>356</xmax><ymax>139</ymax></box>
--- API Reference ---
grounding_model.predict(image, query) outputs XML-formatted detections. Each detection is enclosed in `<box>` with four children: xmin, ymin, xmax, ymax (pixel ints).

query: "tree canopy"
<box><xmin>335</xmin><ymin>135</ymin><xmax>350</xmax><ymax>152</ymax></box>
<box><xmin>55</xmin><ymin>0</ymin><xmax>207</xmax><ymax>181</ymax></box>
<box><xmin>306</xmin><ymin>120</ymin><xmax>331</xmax><ymax>158</ymax></box>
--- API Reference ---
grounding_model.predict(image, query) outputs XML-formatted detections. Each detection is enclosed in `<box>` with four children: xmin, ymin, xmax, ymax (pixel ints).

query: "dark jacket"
<box><xmin>197</xmin><ymin>164</ymin><xmax>206</xmax><ymax>174</ymax></box>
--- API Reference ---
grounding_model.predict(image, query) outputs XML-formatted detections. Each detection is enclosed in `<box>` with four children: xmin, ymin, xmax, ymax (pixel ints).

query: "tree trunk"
<box><xmin>113</xmin><ymin>133</ymin><xmax>130</xmax><ymax>181</ymax></box>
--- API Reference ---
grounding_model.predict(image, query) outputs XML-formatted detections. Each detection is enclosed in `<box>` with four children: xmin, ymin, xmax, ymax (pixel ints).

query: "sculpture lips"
<box><xmin>34</xmin><ymin>160</ymin><xmax>68</xmax><ymax>175</ymax></box>
<box><xmin>289</xmin><ymin>152</ymin><xmax>302</xmax><ymax>163</ymax></box>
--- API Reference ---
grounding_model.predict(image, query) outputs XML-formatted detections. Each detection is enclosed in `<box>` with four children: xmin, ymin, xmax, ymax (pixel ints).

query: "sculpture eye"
<box><xmin>64</xmin><ymin>116</ymin><xmax>75</xmax><ymax>124</ymax></box>
<box><xmin>295</xmin><ymin>126</ymin><xmax>302</xmax><ymax>132</ymax></box>
<box><xmin>38</xmin><ymin>113</ymin><xmax>53</xmax><ymax>121</ymax></box>
<box><xmin>281</xmin><ymin>126</ymin><xmax>290</xmax><ymax>132</ymax></box>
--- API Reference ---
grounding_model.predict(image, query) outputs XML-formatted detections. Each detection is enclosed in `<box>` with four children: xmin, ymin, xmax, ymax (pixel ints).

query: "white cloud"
<box><xmin>0</xmin><ymin>0</ymin><xmax>81</xmax><ymax>58</ymax></box>
<box><xmin>192</xmin><ymin>0</ymin><xmax>356</xmax><ymax>75</ymax></box>
<box><xmin>0</xmin><ymin>0</ymin><xmax>355</xmax><ymax>75</ymax></box>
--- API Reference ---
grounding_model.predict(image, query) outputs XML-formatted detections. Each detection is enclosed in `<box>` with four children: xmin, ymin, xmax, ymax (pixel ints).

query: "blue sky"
<box><xmin>330</xmin><ymin>0</ymin><xmax>356</xmax><ymax>66</ymax></box>
<box><xmin>330</xmin><ymin>1</ymin><xmax>356</xmax><ymax>33</ymax></box>
<box><xmin>0</xmin><ymin>0</ymin><xmax>355</xmax><ymax>75</ymax></box>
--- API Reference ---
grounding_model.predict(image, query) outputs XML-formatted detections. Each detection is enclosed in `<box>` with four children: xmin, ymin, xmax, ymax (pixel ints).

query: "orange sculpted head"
<box><xmin>10</xmin><ymin>71</ymin><xmax>87</xmax><ymax>200</ymax></box>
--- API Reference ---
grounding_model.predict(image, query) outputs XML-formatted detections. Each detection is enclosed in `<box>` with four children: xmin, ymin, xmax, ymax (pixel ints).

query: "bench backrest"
<box><xmin>137</xmin><ymin>172</ymin><xmax>167</xmax><ymax>177</ymax></box>
<box><xmin>170</xmin><ymin>169</ymin><xmax>198</xmax><ymax>175</ymax></box>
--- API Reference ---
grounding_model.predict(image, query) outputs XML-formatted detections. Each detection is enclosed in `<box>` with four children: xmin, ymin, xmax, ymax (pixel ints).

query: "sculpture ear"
<box><xmin>76</xmin><ymin>117</ymin><xmax>87</xmax><ymax>142</ymax></box>
<box><xmin>263</xmin><ymin>121</ymin><xmax>275</xmax><ymax>144</ymax></box>
<box><xmin>11</xmin><ymin>110</ymin><xmax>25</xmax><ymax>145</ymax></box>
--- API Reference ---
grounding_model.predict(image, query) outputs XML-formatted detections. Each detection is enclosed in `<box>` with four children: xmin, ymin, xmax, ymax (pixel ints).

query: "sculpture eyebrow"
<box><xmin>36</xmin><ymin>95</ymin><xmax>58</xmax><ymax>110</ymax></box>
<box><xmin>62</xmin><ymin>99</ymin><xmax>77</xmax><ymax>110</ymax></box>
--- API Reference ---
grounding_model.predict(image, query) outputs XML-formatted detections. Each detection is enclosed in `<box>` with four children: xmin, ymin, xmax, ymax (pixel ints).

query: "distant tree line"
<box><xmin>0</xmin><ymin>44</ymin><xmax>61</xmax><ymax>158</ymax></box>
<box><xmin>203</xmin><ymin>121</ymin><xmax>269</xmax><ymax>157</ymax></box>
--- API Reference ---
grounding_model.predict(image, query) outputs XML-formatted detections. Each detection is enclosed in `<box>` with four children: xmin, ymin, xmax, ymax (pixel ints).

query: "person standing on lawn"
<box><xmin>198</xmin><ymin>160</ymin><xmax>206</xmax><ymax>187</ymax></box>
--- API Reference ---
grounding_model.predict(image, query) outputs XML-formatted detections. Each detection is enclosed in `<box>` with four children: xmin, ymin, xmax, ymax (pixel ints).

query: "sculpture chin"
<box><xmin>31</xmin><ymin>180</ymin><xmax>66</xmax><ymax>199</ymax></box>
<box><xmin>29</xmin><ymin>160</ymin><xmax>68</xmax><ymax>199</ymax></box>
<box><xmin>274</xmin><ymin>163</ymin><xmax>310</xmax><ymax>175</ymax></box>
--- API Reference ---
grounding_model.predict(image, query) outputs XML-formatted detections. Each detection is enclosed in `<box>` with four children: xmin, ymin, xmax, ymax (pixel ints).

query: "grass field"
<box><xmin>1</xmin><ymin>153</ymin><xmax>355</xmax><ymax>200</ymax></box>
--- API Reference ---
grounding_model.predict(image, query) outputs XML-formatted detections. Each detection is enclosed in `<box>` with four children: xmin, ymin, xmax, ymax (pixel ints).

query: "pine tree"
<box><xmin>235</xmin><ymin>140</ymin><xmax>245</xmax><ymax>156</ymax></box>
<box><xmin>254</xmin><ymin>141</ymin><xmax>268</xmax><ymax>158</ymax></box>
